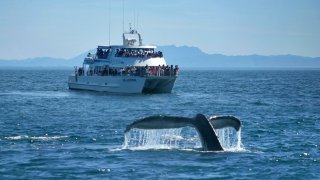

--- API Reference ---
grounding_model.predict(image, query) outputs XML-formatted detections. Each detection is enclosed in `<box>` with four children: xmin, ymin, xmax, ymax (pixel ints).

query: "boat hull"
<box><xmin>68</xmin><ymin>75</ymin><xmax>176</xmax><ymax>94</ymax></box>
<box><xmin>142</xmin><ymin>76</ymin><xmax>176</xmax><ymax>93</ymax></box>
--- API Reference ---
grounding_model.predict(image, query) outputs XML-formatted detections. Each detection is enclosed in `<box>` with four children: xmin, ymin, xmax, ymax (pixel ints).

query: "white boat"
<box><xmin>68</xmin><ymin>28</ymin><xmax>179</xmax><ymax>93</ymax></box>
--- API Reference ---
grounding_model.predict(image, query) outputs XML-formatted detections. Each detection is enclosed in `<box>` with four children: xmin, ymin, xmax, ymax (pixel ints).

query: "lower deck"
<box><xmin>68</xmin><ymin>75</ymin><xmax>176</xmax><ymax>94</ymax></box>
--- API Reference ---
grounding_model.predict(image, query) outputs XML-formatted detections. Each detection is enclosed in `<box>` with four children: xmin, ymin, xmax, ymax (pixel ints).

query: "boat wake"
<box><xmin>0</xmin><ymin>91</ymin><xmax>69</xmax><ymax>98</ymax></box>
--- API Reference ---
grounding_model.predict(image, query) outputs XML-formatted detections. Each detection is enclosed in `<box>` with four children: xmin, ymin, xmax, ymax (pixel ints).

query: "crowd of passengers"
<box><xmin>76</xmin><ymin>65</ymin><xmax>179</xmax><ymax>77</ymax></box>
<box><xmin>115</xmin><ymin>48</ymin><xmax>163</xmax><ymax>58</ymax></box>
<box><xmin>95</xmin><ymin>48</ymin><xmax>110</xmax><ymax>59</ymax></box>
<box><xmin>88</xmin><ymin>48</ymin><xmax>163</xmax><ymax>59</ymax></box>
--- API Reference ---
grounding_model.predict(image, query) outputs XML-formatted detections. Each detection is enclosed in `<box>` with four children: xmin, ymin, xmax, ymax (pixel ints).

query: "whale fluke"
<box><xmin>126</xmin><ymin>114</ymin><xmax>244</xmax><ymax>151</ymax></box>
<box><xmin>208</xmin><ymin>115</ymin><xmax>241</xmax><ymax>131</ymax></box>
<box><xmin>125</xmin><ymin>115</ymin><xmax>193</xmax><ymax>133</ymax></box>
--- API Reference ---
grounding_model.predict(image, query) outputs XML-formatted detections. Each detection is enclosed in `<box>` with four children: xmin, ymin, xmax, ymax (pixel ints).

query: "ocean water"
<box><xmin>0</xmin><ymin>69</ymin><xmax>319</xmax><ymax>179</ymax></box>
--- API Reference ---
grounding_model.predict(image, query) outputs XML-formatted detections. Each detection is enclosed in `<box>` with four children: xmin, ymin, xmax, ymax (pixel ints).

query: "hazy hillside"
<box><xmin>158</xmin><ymin>45</ymin><xmax>320</xmax><ymax>68</ymax></box>
<box><xmin>1</xmin><ymin>45</ymin><xmax>320</xmax><ymax>68</ymax></box>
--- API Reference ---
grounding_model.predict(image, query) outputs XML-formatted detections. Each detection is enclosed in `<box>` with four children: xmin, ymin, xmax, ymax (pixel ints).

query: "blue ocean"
<box><xmin>0</xmin><ymin>69</ymin><xmax>319</xmax><ymax>179</ymax></box>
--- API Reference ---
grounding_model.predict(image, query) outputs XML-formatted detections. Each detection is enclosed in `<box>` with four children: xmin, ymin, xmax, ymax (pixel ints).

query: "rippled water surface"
<box><xmin>0</xmin><ymin>69</ymin><xmax>319</xmax><ymax>179</ymax></box>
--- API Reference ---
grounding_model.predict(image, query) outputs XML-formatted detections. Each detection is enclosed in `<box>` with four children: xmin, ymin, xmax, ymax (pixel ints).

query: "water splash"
<box><xmin>123</xmin><ymin>127</ymin><xmax>244</xmax><ymax>151</ymax></box>
<box><xmin>216</xmin><ymin>128</ymin><xmax>244</xmax><ymax>152</ymax></box>
<box><xmin>123</xmin><ymin>127</ymin><xmax>201</xmax><ymax>150</ymax></box>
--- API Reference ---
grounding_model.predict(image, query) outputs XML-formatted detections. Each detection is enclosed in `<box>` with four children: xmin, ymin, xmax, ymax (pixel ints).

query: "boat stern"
<box><xmin>142</xmin><ymin>76</ymin><xmax>177</xmax><ymax>93</ymax></box>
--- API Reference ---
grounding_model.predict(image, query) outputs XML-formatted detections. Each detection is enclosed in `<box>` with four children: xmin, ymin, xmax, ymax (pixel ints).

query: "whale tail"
<box><xmin>125</xmin><ymin>114</ymin><xmax>242</xmax><ymax>151</ymax></box>
<box><xmin>125</xmin><ymin>115</ymin><xmax>193</xmax><ymax>133</ymax></box>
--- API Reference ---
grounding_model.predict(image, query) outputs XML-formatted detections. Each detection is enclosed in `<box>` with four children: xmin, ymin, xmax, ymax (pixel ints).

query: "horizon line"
<box><xmin>0</xmin><ymin>45</ymin><xmax>319</xmax><ymax>60</ymax></box>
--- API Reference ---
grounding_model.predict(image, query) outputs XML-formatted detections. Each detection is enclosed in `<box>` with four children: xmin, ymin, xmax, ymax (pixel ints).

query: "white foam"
<box><xmin>4</xmin><ymin>135</ymin><xmax>29</xmax><ymax>140</ymax></box>
<box><xmin>4</xmin><ymin>135</ymin><xmax>68</xmax><ymax>141</ymax></box>
<box><xmin>30</xmin><ymin>136</ymin><xmax>68</xmax><ymax>140</ymax></box>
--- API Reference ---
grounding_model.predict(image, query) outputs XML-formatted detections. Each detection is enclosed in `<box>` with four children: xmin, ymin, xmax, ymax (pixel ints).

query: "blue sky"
<box><xmin>0</xmin><ymin>0</ymin><xmax>319</xmax><ymax>59</ymax></box>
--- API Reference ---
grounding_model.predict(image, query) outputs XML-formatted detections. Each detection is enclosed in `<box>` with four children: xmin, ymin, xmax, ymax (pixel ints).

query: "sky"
<box><xmin>0</xmin><ymin>0</ymin><xmax>319</xmax><ymax>59</ymax></box>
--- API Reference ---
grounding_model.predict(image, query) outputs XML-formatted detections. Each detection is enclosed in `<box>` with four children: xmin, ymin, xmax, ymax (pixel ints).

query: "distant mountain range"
<box><xmin>1</xmin><ymin>45</ymin><xmax>320</xmax><ymax>69</ymax></box>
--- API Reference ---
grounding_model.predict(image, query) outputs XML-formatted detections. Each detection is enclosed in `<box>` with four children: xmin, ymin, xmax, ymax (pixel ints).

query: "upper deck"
<box><xmin>83</xmin><ymin>28</ymin><xmax>166</xmax><ymax>67</ymax></box>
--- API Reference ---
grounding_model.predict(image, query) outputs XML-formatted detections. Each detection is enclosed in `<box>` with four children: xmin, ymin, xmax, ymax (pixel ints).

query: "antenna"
<box><xmin>133</xmin><ymin>10</ymin><xmax>136</xmax><ymax>30</ymax></box>
<box><xmin>122</xmin><ymin>0</ymin><xmax>124</xmax><ymax>33</ymax></box>
<box><xmin>108</xmin><ymin>0</ymin><xmax>111</xmax><ymax>46</ymax></box>
<box><xmin>137</xmin><ymin>12</ymin><xmax>139</xmax><ymax>31</ymax></box>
